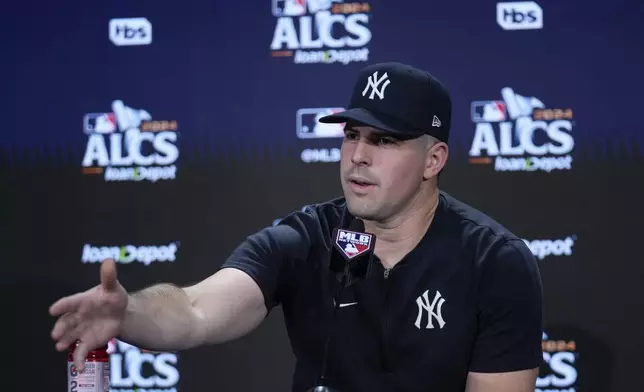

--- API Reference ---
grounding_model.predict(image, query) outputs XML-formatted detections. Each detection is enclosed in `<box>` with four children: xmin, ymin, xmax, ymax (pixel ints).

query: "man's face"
<box><xmin>340</xmin><ymin>125</ymin><xmax>431</xmax><ymax>222</ymax></box>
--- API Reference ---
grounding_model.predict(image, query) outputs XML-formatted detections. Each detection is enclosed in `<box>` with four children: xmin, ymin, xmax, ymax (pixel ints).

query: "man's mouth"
<box><xmin>347</xmin><ymin>177</ymin><xmax>376</xmax><ymax>191</ymax></box>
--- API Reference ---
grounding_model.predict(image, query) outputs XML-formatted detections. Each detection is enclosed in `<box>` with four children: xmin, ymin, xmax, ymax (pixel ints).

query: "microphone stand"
<box><xmin>307</xmin><ymin>273</ymin><xmax>348</xmax><ymax>392</ymax></box>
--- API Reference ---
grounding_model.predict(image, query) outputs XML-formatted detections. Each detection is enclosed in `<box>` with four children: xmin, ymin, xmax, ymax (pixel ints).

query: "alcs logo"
<box><xmin>270</xmin><ymin>0</ymin><xmax>372</xmax><ymax>65</ymax></box>
<box><xmin>469</xmin><ymin>87</ymin><xmax>575</xmax><ymax>172</ymax></box>
<box><xmin>538</xmin><ymin>332</ymin><xmax>578</xmax><ymax>391</ymax></box>
<box><xmin>107</xmin><ymin>338</ymin><xmax>180</xmax><ymax>391</ymax></box>
<box><xmin>496</xmin><ymin>2</ymin><xmax>543</xmax><ymax>30</ymax></box>
<box><xmin>109</xmin><ymin>18</ymin><xmax>152</xmax><ymax>46</ymax></box>
<box><xmin>82</xmin><ymin>100</ymin><xmax>179</xmax><ymax>182</ymax></box>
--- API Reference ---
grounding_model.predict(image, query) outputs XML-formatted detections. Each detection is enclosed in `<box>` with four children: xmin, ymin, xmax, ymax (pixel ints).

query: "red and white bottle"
<box><xmin>68</xmin><ymin>340</ymin><xmax>110</xmax><ymax>392</ymax></box>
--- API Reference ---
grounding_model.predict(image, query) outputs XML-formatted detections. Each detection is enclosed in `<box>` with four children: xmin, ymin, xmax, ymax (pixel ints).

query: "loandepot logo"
<box><xmin>82</xmin><ymin>100</ymin><xmax>179</xmax><ymax>183</ymax></box>
<box><xmin>270</xmin><ymin>0</ymin><xmax>372</xmax><ymax>65</ymax></box>
<box><xmin>81</xmin><ymin>243</ymin><xmax>179</xmax><ymax>266</ymax></box>
<box><xmin>469</xmin><ymin>87</ymin><xmax>575</xmax><ymax>172</ymax></box>
<box><xmin>523</xmin><ymin>236</ymin><xmax>576</xmax><ymax>260</ymax></box>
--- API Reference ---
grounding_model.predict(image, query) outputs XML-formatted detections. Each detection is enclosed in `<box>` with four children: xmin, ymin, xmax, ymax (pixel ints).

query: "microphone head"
<box><xmin>306</xmin><ymin>387</ymin><xmax>341</xmax><ymax>392</ymax></box>
<box><xmin>330</xmin><ymin>221</ymin><xmax>376</xmax><ymax>286</ymax></box>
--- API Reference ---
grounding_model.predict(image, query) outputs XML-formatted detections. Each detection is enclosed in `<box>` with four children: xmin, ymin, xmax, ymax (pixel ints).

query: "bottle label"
<box><xmin>68</xmin><ymin>360</ymin><xmax>110</xmax><ymax>392</ymax></box>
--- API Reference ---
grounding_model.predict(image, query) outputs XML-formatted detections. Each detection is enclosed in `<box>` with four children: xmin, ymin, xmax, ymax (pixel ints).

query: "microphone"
<box><xmin>329</xmin><ymin>219</ymin><xmax>375</xmax><ymax>287</ymax></box>
<box><xmin>307</xmin><ymin>219</ymin><xmax>376</xmax><ymax>392</ymax></box>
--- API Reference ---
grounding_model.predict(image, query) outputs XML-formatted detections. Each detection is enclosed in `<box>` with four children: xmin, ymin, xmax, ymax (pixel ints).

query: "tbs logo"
<box><xmin>496</xmin><ymin>2</ymin><xmax>543</xmax><ymax>30</ymax></box>
<box><xmin>109</xmin><ymin>18</ymin><xmax>152</xmax><ymax>46</ymax></box>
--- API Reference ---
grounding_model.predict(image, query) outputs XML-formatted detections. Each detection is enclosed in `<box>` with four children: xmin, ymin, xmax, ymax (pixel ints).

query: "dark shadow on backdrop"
<box><xmin>6</xmin><ymin>277</ymin><xmax>86</xmax><ymax>391</ymax></box>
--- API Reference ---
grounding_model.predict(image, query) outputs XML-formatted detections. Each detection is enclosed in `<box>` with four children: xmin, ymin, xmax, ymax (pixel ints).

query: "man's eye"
<box><xmin>378</xmin><ymin>137</ymin><xmax>397</xmax><ymax>145</ymax></box>
<box><xmin>344</xmin><ymin>132</ymin><xmax>359</xmax><ymax>140</ymax></box>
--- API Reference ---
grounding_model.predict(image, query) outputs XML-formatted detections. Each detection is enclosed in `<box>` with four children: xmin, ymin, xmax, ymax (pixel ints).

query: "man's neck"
<box><xmin>363</xmin><ymin>187</ymin><xmax>440</xmax><ymax>268</ymax></box>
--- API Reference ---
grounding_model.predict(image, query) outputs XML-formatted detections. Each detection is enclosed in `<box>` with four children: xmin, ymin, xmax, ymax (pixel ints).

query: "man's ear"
<box><xmin>423</xmin><ymin>141</ymin><xmax>449</xmax><ymax>180</ymax></box>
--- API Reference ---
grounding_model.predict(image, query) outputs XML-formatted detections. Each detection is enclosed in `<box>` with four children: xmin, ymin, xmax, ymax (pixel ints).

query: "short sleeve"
<box><xmin>469</xmin><ymin>238</ymin><xmax>544</xmax><ymax>373</ymax></box>
<box><xmin>219</xmin><ymin>208</ymin><xmax>319</xmax><ymax>312</ymax></box>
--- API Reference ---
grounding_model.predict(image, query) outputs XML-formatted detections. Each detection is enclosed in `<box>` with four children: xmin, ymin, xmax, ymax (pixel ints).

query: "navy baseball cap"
<box><xmin>318</xmin><ymin>62</ymin><xmax>452</xmax><ymax>143</ymax></box>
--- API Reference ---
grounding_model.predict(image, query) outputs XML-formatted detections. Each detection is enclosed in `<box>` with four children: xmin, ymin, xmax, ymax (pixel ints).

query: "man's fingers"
<box><xmin>51</xmin><ymin>312</ymin><xmax>78</xmax><ymax>342</ymax></box>
<box><xmin>53</xmin><ymin>312</ymin><xmax>87</xmax><ymax>352</ymax></box>
<box><xmin>49</xmin><ymin>291</ymin><xmax>86</xmax><ymax>317</ymax></box>
<box><xmin>54</xmin><ymin>317</ymin><xmax>81</xmax><ymax>352</ymax></box>
<box><xmin>73</xmin><ymin>339</ymin><xmax>91</xmax><ymax>372</ymax></box>
<box><xmin>56</xmin><ymin>331</ymin><xmax>79</xmax><ymax>352</ymax></box>
<box><xmin>100</xmin><ymin>258</ymin><xmax>118</xmax><ymax>290</ymax></box>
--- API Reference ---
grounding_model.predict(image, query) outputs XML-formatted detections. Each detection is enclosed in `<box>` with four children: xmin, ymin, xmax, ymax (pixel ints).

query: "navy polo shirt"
<box><xmin>220</xmin><ymin>191</ymin><xmax>543</xmax><ymax>392</ymax></box>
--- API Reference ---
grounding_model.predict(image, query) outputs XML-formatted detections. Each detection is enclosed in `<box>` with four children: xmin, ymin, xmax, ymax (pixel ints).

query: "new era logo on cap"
<box><xmin>318</xmin><ymin>62</ymin><xmax>452</xmax><ymax>144</ymax></box>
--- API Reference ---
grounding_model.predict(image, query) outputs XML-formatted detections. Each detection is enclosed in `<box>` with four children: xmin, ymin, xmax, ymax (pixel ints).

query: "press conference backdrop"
<box><xmin>2</xmin><ymin>0</ymin><xmax>643</xmax><ymax>390</ymax></box>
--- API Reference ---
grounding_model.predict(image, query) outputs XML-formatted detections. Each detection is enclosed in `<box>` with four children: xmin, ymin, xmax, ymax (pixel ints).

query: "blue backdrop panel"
<box><xmin>1</xmin><ymin>0</ymin><xmax>643</xmax><ymax>391</ymax></box>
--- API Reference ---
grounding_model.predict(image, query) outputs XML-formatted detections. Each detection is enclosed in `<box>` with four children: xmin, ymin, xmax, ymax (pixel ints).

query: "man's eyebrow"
<box><xmin>371</xmin><ymin>131</ymin><xmax>403</xmax><ymax>140</ymax></box>
<box><xmin>342</xmin><ymin>126</ymin><xmax>403</xmax><ymax>140</ymax></box>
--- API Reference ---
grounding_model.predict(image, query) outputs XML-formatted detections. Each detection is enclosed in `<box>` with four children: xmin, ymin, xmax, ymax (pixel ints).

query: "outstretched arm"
<box><xmin>119</xmin><ymin>267</ymin><xmax>267</xmax><ymax>351</ymax></box>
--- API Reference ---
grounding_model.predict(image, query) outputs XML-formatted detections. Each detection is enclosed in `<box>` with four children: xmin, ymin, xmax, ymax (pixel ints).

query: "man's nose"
<box><xmin>351</xmin><ymin>140</ymin><xmax>372</xmax><ymax>166</ymax></box>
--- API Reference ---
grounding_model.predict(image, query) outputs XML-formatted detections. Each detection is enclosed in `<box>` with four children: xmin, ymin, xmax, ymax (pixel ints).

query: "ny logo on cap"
<box><xmin>362</xmin><ymin>71</ymin><xmax>391</xmax><ymax>100</ymax></box>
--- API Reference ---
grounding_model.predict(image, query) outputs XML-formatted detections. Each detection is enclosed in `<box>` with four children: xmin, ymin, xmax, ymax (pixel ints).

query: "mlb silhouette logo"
<box><xmin>272</xmin><ymin>0</ymin><xmax>334</xmax><ymax>16</ymax></box>
<box><xmin>272</xmin><ymin>0</ymin><xmax>307</xmax><ymax>17</ymax></box>
<box><xmin>471</xmin><ymin>100</ymin><xmax>507</xmax><ymax>122</ymax></box>
<box><xmin>84</xmin><ymin>112</ymin><xmax>117</xmax><ymax>134</ymax></box>
<box><xmin>335</xmin><ymin>229</ymin><xmax>373</xmax><ymax>259</ymax></box>
<box><xmin>296</xmin><ymin>107</ymin><xmax>346</xmax><ymax>138</ymax></box>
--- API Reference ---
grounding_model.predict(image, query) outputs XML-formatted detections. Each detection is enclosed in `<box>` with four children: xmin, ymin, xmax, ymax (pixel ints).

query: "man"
<box><xmin>50</xmin><ymin>62</ymin><xmax>543</xmax><ymax>392</ymax></box>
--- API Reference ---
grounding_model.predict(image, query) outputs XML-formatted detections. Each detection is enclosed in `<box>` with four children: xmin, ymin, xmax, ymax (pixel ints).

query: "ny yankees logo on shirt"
<box><xmin>414</xmin><ymin>289</ymin><xmax>447</xmax><ymax>330</ymax></box>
